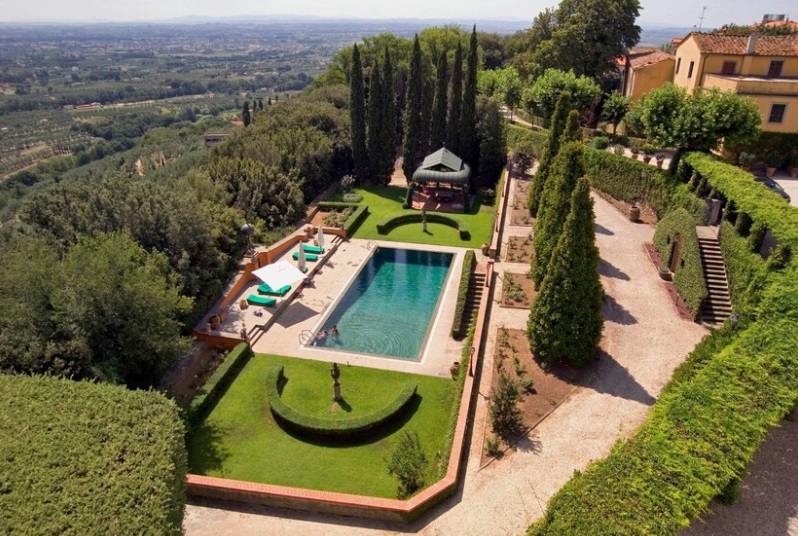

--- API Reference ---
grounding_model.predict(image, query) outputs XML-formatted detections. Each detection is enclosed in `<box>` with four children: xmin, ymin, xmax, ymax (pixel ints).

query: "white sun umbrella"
<box><xmin>317</xmin><ymin>226</ymin><xmax>325</xmax><ymax>250</ymax></box>
<box><xmin>252</xmin><ymin>261</ymin><xmax>307</xmax><ymax>291</ymax></box>
<box><xmin>297</xmin><ymin>241</ymin><xmax>307</xmax><ymax>272</ymax></box>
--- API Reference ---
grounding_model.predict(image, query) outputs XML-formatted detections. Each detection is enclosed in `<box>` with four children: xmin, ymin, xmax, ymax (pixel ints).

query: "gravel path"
<box><xmin>183</xmin><ymin>178</ymin><xmax>708</xmax><ymax>536</ymax></box>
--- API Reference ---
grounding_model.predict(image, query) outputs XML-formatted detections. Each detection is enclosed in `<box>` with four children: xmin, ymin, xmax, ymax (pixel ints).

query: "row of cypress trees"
<box><xmin>349</xmin><ymin>27</ymin><xmax>480</xmax><ymax>185</ymax></box>
<box><xmin>527</xmin><ymin>92</ymin><xmax>604</xmax><ymax>367</ymax></box>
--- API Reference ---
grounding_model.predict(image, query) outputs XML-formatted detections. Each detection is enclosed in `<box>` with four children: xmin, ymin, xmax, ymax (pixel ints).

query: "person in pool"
<box><xmin>331</xmin><ymin>325</ymin><xmax>339</xmax><ymax>337</ymax></box>
<box><xmin>315</xmin><ymin>330</ymin><xmax>328</xmax><ymax>345</ymax></box>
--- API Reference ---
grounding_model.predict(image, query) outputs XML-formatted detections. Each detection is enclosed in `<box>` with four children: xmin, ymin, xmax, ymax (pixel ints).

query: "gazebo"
<box><xmin>409</xmin><ymin>147</ymin><xmax>471</xmax><ymax>212</ymax></box>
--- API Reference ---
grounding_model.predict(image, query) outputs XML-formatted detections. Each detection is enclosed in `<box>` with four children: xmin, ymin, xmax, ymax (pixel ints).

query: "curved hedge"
<box><xmin>653</xmin><ymin>208</ymin><xmax>707</xmax><ymax>319</ymax></box>
<box><xmin>527</xmin><ymin>152</ymin><xmax>798</xmax><ymax>535</ymax></box>
<box><xmin>188</xmin><ymin>342</ymin><xmax>251</xmax><ymax>425</ymax></box>
<box><xmin>0</xmin><ymin>374</ymin><xmax>186</xmax><ymax>535</ymax></box>
<box><xmin>266</xmin><ymin>365</ymin><xmax>417</xmax><ymax>437</ymax></box>
<box><xmin>376</xmin><ymin>213</ymin><xmax>470</xmax><ymax>240</ymax></box>
<box><xmin>451</xmin><ymin>249</ymin><xmax>476</xmax><ymax>339</ymax></box>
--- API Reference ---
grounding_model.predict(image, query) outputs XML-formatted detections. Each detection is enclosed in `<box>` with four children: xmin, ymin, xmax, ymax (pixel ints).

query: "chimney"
<box><xmin>746</xmin><ymin>32</ymin><xmax>759</xmax><ymax>54</ymax></box>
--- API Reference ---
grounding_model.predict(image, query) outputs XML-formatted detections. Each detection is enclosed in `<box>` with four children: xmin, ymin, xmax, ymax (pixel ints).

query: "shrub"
<box><xmin>451</xmin><ymin>249</ymin><xmax>477</xmax><ymax>339</ymax></box>
<box><xmin>593</xmin><ymin>136</ymin><xmax>609</xmax><ymax>150</ymax></box>
<box><xmin>340</xmin><ymin>174</ymin><xmax>356</xmax><ymax>192</ymax></box>
<box><xmin>489</xmin><ymin>371</ymin><xmax>523</xmax><ymax>439</ymax></box>
<box><xmin>613</xmin><ymin>144</ymin><xmax>624</xmax><ymax>156</ymax></box>
<box><xmin>507</xmin><ymin>124</ymin><xmax>548</xmax><ymax>158</ymax></box>
<box><xmin>343</xmin><ymin>192</ymin><xmax>363</xmax><ymax>203</ymax></box>
<box><xmin>266</xmin><ymin>365</ymin><xmax>417</xmax><ymax>437</ymax></box>
<box><xmin>0</xmin><ymin>374</ymin><xmax>186</xmax><ymax>535</ymax></box>
<box><xmin>387</xmin><ymin>430</ymin><xmax>428</xmax><ymax>499</ymax></box>
<box><xmin>653</xmin><ymin>208</ymin><xmax>707</xmax><ymax>319</ymax></box>
<box><xmin>188</xmin><ymin>342</ymin><xmax>251</xmax><ymax>425</ymax></box>
<box><xmin>486</xmin><ymin>435</ymin><xmax>501</xmax><ymax>456</ymax></box>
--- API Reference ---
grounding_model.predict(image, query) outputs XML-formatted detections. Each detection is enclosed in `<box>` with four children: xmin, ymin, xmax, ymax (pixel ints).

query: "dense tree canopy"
<box><xmin>635</xmin><ymin>83</ymin><xmax>762</xmax><ymax>153</ymax></box>
<box><xmin>523</xmin><ymin>69</ymin><xmax>601</xmax><ymax>123</ymax></box>
<box><xmin>515</xmin><ymin>0</ymin><xmax>641</xmax><ymax>82</ymax></box>
<box><xmin>350</xmin><ymin>44</ymin><xmax>368</xmax><ymax>182</ymax></box>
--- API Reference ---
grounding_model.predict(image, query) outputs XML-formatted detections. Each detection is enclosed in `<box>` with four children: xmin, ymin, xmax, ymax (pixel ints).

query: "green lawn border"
<box><xmin>188</xmin><ymin>342</ymin><xmax>251</xmax><ymax>425</ymax></box>
<box><xmin>265</xmin><ymin>364</ymin><xmax>417</xmax><ymax>437</ymax></box>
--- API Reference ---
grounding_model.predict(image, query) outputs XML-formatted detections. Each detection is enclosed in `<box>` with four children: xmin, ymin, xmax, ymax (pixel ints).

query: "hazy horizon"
<box><xmin>2</xmin><ymin>0</ymin><xmax>795</xmax><ymax>30</ymax></box>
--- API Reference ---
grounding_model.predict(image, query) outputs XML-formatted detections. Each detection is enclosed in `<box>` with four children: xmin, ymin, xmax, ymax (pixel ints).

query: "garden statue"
<box><xmin>331</xmin><ymin>362</ymin><xmax>342</xmax><ymax>402</ymax></box>
<box><xmin>421</xmin><ymin>209</ymin><xmax>427</xmax><ymax>233</ymax></box>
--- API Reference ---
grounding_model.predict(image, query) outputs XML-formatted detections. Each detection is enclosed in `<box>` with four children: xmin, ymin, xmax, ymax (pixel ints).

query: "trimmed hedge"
<box><xmin>266</xmin><ymin>365</ymin><xmax>417</xmax><ymax>437</ymax></box>
<box><xmin>0</xmin><ymin>374</ymin><xmax>186</xmax><ymax>535</ymax></box>
<box><xmin>188</xmin><ymin>342</ymin><xmax>251</xmax><ymax>425</ymax></box>
<box><xmin>451</xmin><ymin>250</ymin><xmax>477</xmax><ymax>339</ymax></box>
<box><xmin>317</xmin><ymin>201</ymin><xmax>369</xmax><ymax>237</ymax></box>
<box><xmin>527</xmin><ymin>152</ymin><xmax>798</xmax><ymax>535</ymax></box>
<box><xmin>718</xmin><ymin>221</ymin><xmax>766</xmax><ymax>313</ymax></box>
<box><xmin>507</xmin><ymin>123</ymin><xmax>548</xmax><ymax>158</ymax></box>
<box><xmin>376</xmin><ymin>212</ymin><xmax>470</xmax><ymax>240</ymax></box>
<box><xmin>653</xmin><ymin>208</ymin><xmax>708</xmax><ymax>319</ymax></box>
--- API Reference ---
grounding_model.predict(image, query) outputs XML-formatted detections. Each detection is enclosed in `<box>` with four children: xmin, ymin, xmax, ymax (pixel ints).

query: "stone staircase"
<box><xmin>698</xmin><ymin>236</ymin><xmax>732</xmax><ymax>327</ymax></box>
<box><xmin>459</xmin><ymin>272</ymin><xmax>486</xmax><ymax>334</ymax></box>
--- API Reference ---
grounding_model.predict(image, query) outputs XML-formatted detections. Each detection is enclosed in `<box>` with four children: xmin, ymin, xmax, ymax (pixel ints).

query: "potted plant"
<box><xmin>789</xmin><ymin>151</ymin><xmax>798</xmax><ymax>178</ymax></box>
<box><xmin>764</xmin><ymin>151</ymin><xmax>784</xmax><ymax>177</ymax></box>
<box><xmin>655</xmin><ymin>153</ymin><xmax>666</xmax><ymax>168</ymax></box>
<box><xmin>738</xmin><ymin>152</ymin><xmax>755</xmax><ymax>172</ymax></box>
<box><xmin>613</xmin><ymin>144</ymin><xmax>625</xmax><ymax>156</ymax></box>
<box><xmin>658</xmin><ymin>264</ymin><xmax>672</xmax><ymax>281</ymax></box>
<box><xmin>630</xmin><ymin>147</ymin><xmax>640</xmax><ymax>160</ymax></box>
<box><xmin>642</xmin><ymin>143</ymin><xmax>656</xmax><ymax>164</ymax></box>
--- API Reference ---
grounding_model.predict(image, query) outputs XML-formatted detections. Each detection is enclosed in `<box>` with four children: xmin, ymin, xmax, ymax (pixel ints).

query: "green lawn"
<box><xmin>331</xmin><ymin>185</ymin><xmax>495</xmax><ymax>248</ymax></box>
<box><xmin>187</xmin><ymin>354</ymin><xmax>456</xmax><ymax>498</ymax></box>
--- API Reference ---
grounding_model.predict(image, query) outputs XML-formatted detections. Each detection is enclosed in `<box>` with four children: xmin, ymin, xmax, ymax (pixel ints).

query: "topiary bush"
<box><xmin>0</xmin><ymin>374</ymin><xmax>187</xmax><ymax>535</ymax></box>
<box><xmin>266</xmin><ymin>365</ymin><xmax>417</xmax><ymax>437</ymax></box>
<box><xmin>653</xmin><ymin>208</ymin><xmax>707</xmax><ymax>319</ymax></box>
<box><xmin>451</xmin><ymin>249</ymin><xmax>477</xmax><ymax>339</ymax></box>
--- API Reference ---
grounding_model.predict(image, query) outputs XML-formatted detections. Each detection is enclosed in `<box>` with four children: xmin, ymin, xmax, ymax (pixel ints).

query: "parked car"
<box><xmin>753</xmin><ymin>174</ymin><xmax>791</xmax><ymax>203</ymax></box>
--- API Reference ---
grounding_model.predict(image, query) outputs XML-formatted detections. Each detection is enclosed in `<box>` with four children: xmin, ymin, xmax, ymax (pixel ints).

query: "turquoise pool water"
<box><xmin>315</xmin><ymin>247</ymin><xmax>453</xmax><ymax>359</ymax></box>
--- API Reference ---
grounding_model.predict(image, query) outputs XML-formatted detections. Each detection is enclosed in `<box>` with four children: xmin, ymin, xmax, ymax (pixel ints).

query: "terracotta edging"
<box><xmin>186</xmin><ymin>260</ymin><xmax>495</xmax><ymax>522</ymax></box>
<box><xmin>488</xmin><ymin>168</ymin><xmax>511</xmax><ymax>258</ymax></box>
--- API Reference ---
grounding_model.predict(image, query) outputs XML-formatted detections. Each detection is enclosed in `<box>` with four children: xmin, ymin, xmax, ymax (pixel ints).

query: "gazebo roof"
<box><xmin>411</xmin><ymin>147</ymin><xmax>471</xmax><ymax>185</ymax></box>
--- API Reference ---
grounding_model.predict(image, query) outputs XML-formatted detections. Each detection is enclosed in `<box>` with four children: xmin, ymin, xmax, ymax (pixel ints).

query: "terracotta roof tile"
<box><xmin>629</xmin><ymin>50</ymin><xmax>675</xmax><ymax>69</ymax></box>
<box><xmin>690</xmin><ymin>32</ymin><xmax>798</xmax><ymax>56</ymax></box>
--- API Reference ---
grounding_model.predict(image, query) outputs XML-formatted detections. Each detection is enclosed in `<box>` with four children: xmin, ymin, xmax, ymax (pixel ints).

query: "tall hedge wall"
<box><xmin>717</xmin><ymin>221</ymin><xmax>767</xmax><ymax>313</ymax></box>
<box><xmin>451</xmin><ymin>249</ymin><xmax>476</xmax><ymax>339</ymax></box>
<box><xmin>653</xmin><ymin>208</ymin><xmax>708</xmax><ymax>319</ymax></box>
<box><xmin>0</xmin><ymin>374</ymin><xmax>187</xmax><ymax>535</ymax></box>
<box><xmin>526</xmin><ymin>152</ymin><xmax>798</xmax><ymax>535</ymax></box>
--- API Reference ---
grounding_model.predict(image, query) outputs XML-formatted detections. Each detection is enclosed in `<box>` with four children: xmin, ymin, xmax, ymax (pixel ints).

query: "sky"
<box><xmin>2</xmin><ymin>0</ymin><xmax>797</xmax><ymax>29</ymax></box>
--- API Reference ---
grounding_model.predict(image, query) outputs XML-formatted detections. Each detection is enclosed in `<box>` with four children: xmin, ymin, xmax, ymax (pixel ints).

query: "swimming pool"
<box><xmin>314</xmin><ymin>247</ymin><xmax>453</xmax><ymax>359</ymax></box>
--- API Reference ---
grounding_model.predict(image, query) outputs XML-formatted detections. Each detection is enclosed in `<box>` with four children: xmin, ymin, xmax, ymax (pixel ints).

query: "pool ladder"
<box><xmin>299</xmin><ymin>329</ymin><xmax>314</xmax><ymax>346</ymax></box>
<box><xmin>366</xmin><ymin>240</ymin><xmax>378</xmax><ymax>250</ymax></box>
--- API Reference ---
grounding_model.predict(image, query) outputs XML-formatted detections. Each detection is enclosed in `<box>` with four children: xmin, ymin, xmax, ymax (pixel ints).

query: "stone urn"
<box><xmin>629</xmin><ymin>205</ymin><xmax>640</xmax><ymax>222</ymax></box>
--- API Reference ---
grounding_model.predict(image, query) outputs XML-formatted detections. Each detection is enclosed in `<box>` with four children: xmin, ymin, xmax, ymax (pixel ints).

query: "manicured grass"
<box><xmin>330</xmin><ymin>185</ymin><xmax>495</xmax><ymax>248</ymax></box>
<box><xmin>187</xmin><ymin>354</ymin><xmax>456</xmax><ymax>498</ymax></box>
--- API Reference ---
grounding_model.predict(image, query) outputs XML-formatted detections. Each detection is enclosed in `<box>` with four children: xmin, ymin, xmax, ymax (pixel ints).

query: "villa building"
<box><xmin>618</xmin><ymin>48</ymin><xmax>675</xmax><ymax>101</ymax></box>
<box><xmin>672</xmin><ymin>32</ymin><xmax>798</xmax><ymax>133</ymax></box>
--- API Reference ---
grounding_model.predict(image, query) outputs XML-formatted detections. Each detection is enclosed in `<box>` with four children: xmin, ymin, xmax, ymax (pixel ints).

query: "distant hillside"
<box><xmin>639</xmin><ymin>25</ymin><xmax>696</xmax><ymax>46</ymax></box>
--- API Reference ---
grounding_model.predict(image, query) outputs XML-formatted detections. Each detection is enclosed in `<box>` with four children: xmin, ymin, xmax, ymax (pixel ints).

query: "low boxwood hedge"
<box><xmin>451</xmin><ymin>250</ymin><xmax>476</xmax><ymax>339</ymax></box>
<box><xmin>376</xmin><ymin>212</ymin><xmax>470</xmax><ymax>240</ymax></box>
<box><xmin>653</xmin><ymin>208</ymin><xmax>707</xmax><ymax>319</ymax></box>
<box><xmin>0</xmin><ymin>374</ymin><xmax>187</xmax><ymax>535</ymax></box>
<box><xmin>317</xmin><ymin>201</ymin><xmax>369</xmax><ymax>237</ymax></box>
<box><xmin>266</xmin><ymin>365</ymin><xmax>417</xmax><ymax>437</ymax></box>
<box><xmin>188</xmin><ymin>342</ymin><xmax>251</xmax><ymax>425</ymax></box>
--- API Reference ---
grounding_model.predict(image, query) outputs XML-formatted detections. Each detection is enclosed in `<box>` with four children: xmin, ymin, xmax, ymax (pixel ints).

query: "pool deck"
<box><xmin>239</xmin><ymin>239</ymin><xmax>467</xmax><ymax>378</ymax></box>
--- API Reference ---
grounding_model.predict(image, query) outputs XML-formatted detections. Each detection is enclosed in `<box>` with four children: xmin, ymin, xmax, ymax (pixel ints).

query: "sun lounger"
<box><xmin>257</xmin><ymin>283</ymin><xmax>291</xmax><ymax>296</ymax></box>
<box><xmin>302</xmin><ymin>244</ymin><xmax>325</xmax><ymax>254</ymax></box>
<box><xmin>293</xmin><ymin>252</ymin><xmax>318</xmax><ymax>261</ymax></box>
<box><xmin>247</xmin><ymin>294</ymin><xmax>276</xmax><ymax>307</ymax></box>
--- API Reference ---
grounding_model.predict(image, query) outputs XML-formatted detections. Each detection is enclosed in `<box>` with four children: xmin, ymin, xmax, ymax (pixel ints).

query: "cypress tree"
<box><xmin>531</xmin><ymin>141</ymin><xmax>586</xmax><ymax>288</ymax></box>
<box><xmin>562</xmin><ymin>109</ymin><xmax>582</xmax><ymax>144</ymax></box>
<box><xmin>459</xmin><ymin>25</ymin><xmax>479</xmax><ymax>176</ymax></box>
<box><xmin>367</xmin><ymin>58</ymin><xmax>383</xmax><ymax>179</ymax></box>
<box><xmin>350</xmin><ymin>44</ymin><xmax>368</xmax><ymax>183</ymax></box>
<box><xmin>430</xmin><ymin>51</ymin><xmax>448</xmax><ymax>151</ymax></box>
<box><xmin>402</xmin><ymin>35</ymin><xmax>424</xmax><ymax>181</ymax></box>
<box><xmin>258</xmin><ymin>97</ymin><xmax>264</xmax><ymax>111</ymax></box>
<box><xmin>380</xmin><ymin>47</ymin><xmax>397</xmax><ymax>183</ymax></box>
<box><xmin>446</xmin><ymin>42</ymin><xmax>463</xmax><ymax>154</ymax></box>
<box><xmin>242</xmin><ymin>101</ymin><xmax>251</xmax><ymax>127</ymax></box>
<box><xmin>527</xmin><ymin>177</ymin><xmax>604</xmax><ymax>366</ymax></box>
<box><xmin>527</xmin><ymin>91</ymin><xmax>571</xmax><ymax>216</ymax></box>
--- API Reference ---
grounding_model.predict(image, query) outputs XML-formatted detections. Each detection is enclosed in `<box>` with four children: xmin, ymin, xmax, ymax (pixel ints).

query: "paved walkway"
<box><xmin>183</xmin><ymin>173</ymin><xmax>708</xmax><ymax>535</ymax></box>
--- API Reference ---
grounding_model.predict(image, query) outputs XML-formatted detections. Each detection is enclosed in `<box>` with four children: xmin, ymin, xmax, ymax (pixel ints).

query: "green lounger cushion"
<box><xmin>257</xmin><ymin>283</ymin><xmax>291</xmax><ymax>296</ymax></box>
<box><xmin>293</xmin><ymin>252</ymin><xmax>318</xmax><ymax>261</ymax></box>
<box><xmin>247</xmin><ymin>294</ymin><xmax>276</xmax><ymax>307</ymax></box>
<box><xmin>302</xmin><ymin>244</ymin><xmax>325</xmax><ymax>254</ymax></box>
